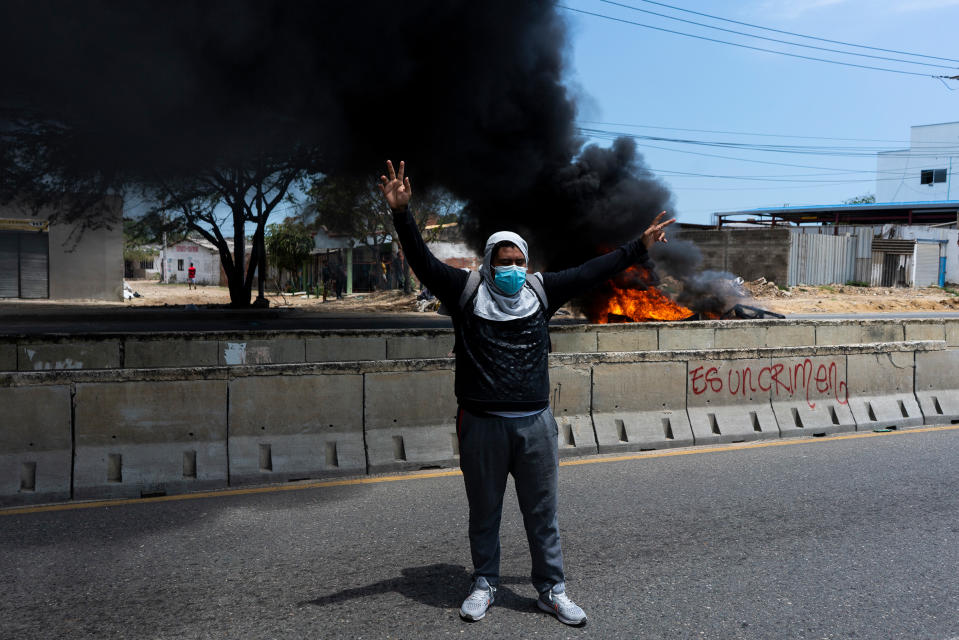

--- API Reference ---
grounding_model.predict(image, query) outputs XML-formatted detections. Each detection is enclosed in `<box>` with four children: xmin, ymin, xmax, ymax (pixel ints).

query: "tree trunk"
<box><xmin>229</xmin><ymin>207</ymin><xmax>250</xmax><ymax>307</ymax></box>
<box><xmin>402</xmin><ymin>256</ymin><xmax>411</xmax><ymax>294</ymax></box>
<box><xmin>253</xmin><ymin>225</ymin><xmax>268</xmax><ymax>307</ymax></box>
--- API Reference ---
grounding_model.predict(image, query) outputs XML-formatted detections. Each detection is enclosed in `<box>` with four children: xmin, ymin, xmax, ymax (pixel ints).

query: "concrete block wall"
<box><xmin>3</xmin><ymin>338</ymin><xmax>954</xmax><ymax>507</ymax></box>
<box><xmin>1</xmin><ymin>318</ymin><xmax>959</xmax><ymax>374</ymax></box>
<box><xmin>674</xmin><ymin>228</ymin><xmax>791</xmax><ymax>284</ymax></box>
<box><xmin>18</xmin><ymin>341</ymin><xmax>120</xmax><ymax>370</ymax></box>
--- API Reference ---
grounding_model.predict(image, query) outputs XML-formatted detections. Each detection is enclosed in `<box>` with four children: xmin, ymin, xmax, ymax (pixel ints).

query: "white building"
<box><xmin>156</xmin><ymin>237</ymin><xmax>228</xmax><ymax>285</ymax></box>
<box><xmin>877</xmin><ymin>121</ymin><xmax>959</xmax><ymax>203</ymax></box>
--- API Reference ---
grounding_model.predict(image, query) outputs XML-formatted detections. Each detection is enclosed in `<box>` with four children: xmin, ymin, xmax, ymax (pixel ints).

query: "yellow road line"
<box><xmin>4</xmin><ymin>423</ymin><xmax>959</xmax><ymax>517</ymax></box>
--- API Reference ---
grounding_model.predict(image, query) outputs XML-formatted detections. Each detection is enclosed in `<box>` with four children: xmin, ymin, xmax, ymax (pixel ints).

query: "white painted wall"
<box><xmin>877</xmin><ymin>122</ymin><xmax>959</xmax><ymax>203</ymax></box>
<box><xmin>156</xmin><ymin>240</ymin><xmax>222</xmax><ymax>285</ymax></box>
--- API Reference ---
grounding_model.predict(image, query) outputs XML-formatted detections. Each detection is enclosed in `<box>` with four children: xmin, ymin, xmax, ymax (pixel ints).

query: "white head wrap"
<box><xmin>472</xmin><ymin>231</ymin><xmax>542</xmax><ymax>321</ymax></box>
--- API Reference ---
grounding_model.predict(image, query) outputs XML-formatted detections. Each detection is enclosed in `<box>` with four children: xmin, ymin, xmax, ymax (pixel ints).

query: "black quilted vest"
<box><xmin>452</xmin><ymin>302</ymin><xmax>551</xmax><ymax>413</ymax></box>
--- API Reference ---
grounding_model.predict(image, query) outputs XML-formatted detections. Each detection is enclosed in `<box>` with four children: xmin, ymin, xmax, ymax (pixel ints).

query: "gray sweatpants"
<box><xmin>456</xmin><ymin>407</ymin><xmax>565</xmax><ymax>594</ymax></box>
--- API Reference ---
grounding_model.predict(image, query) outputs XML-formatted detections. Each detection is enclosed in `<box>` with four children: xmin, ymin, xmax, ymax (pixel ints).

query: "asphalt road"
<box><xmin>3</xmin><ymin>426</ymin><xmax>959</xmax><ymax>639</ymax></box>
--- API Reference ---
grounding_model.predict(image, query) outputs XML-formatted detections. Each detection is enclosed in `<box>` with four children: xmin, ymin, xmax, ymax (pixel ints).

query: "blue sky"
<box><xmin>560</xmin><ymin>0</ymin><xmax>959</xmax><ymax>224</ymax></box>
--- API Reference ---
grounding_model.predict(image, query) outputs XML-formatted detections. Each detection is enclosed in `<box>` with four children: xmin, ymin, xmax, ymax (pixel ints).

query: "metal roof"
<box><xmin>713</xmin><ymin>201</ymin><xmax>959</xmax><ymax>226</ymax></box>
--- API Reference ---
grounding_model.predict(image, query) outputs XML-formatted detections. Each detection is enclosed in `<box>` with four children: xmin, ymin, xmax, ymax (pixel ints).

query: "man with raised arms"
<box><xmin>379</xmin><ymin>160</ymin><xmax>673</xmax><ymax>626</ymax></box>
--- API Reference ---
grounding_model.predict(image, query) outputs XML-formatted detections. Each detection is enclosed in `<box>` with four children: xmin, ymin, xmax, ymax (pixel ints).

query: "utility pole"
<box><xmin>160</xmin><ymin>231</ymin><xmax>166</xmax><ymax>283</ymax></box>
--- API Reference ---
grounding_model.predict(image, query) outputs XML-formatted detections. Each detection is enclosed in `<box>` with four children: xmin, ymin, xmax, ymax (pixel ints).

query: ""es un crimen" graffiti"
<box><xmin>689</xmin><ymin>359</ymin><xmax>848</xmax><ymax>409</ymax></box>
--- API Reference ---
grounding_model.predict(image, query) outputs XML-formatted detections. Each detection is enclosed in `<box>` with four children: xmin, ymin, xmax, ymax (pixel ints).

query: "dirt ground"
<box><xmin>4</xmin><ymin>277</ymin><xmax>959</xmax><ymax>316</ymax></box>
<box><xmin>741</xmin><ymin>278</ymin><xmax>959</xmax><ymax>315</ymax></box>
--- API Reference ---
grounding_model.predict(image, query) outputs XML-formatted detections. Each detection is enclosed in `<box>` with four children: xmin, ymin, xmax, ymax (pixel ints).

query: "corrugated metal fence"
<box><xmin>787</xmin><ymin>231</ymin><xmax>858</xmax><ymax>286</ymax></box>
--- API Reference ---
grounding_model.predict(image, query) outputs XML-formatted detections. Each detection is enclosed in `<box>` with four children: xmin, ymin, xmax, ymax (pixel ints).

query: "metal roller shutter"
<box><xmin>914</xmin><ymin>243</ymin><xmax>940</xmax><ymax>288</ymax></box>
<box><xmin>0</xmin><ymin>232</ymin><xmax>18</xmax><ymax>297</ymax></box>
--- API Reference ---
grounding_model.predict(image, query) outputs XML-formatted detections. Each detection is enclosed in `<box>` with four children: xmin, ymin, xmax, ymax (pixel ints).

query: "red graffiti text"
<box><xmin>689</xmin><ymin>359</ymin><xmax>848</xmax><ymax>409</ymax></box>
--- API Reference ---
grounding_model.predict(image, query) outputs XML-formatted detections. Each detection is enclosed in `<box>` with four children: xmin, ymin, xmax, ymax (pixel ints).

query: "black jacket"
<box><xmin>392</xmin><ymin>205</ymin><xmax>650</xmax><ymax>412</ymax></box>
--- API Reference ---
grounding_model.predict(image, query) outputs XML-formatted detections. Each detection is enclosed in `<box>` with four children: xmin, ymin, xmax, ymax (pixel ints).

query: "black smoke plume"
<box><xmin>0</xmin><ymin>0</ymin><xmax>741</xmax><ymax>316</ymax></box>
<box><xmin>0</xmin><ymin>1</ymin><xmax>578</xmax><ymax>189</ymax></box>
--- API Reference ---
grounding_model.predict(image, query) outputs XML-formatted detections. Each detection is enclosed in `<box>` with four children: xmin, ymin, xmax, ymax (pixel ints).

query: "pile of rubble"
<box><xmin>743</xmin><ymin>277</ymin><xmax>791</xmax><ymax>298</ymax></box>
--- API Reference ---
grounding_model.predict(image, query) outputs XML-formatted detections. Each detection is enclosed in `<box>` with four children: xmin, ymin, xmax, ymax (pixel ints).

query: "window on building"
<box><xmin>177</xmin><ymin>259</ymin><xmax>184</xmax><ymax>271</ymax></box>
<box><xmin>921</xmin><ymin>168</ymin><xmax>947</xmax><ymax>185</ymax></box>
<box><xmin>140</xmin><ymin>259</ymin><xmax>152</xmax><ymax>269</ymax></box>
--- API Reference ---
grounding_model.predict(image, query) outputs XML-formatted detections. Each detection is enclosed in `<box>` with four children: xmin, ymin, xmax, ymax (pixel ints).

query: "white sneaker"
<box><xmin>459</xmin><ymin>577</ymin><xmax>496</xmax><ymax>621</ymax></box>
<box><xmin>537</xmin><ymin>583</ymin><xmax>587</xmax><ymax>626</ymax></box>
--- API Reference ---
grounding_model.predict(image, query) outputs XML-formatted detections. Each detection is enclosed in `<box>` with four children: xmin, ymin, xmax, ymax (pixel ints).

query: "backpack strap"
<box><xmin>457</xmin><ymin>270</ymin><xmax>483</xmax><ymax>311</ymax></box>
<box><xmin>437</xmin><ymin>270</ymin><xmax>482</xmax><ymax>316</ymax></box>
<box><xmin>527</xmin><ymin>272</ymin><xmax>548</xmax><ymax>311</ymax></box>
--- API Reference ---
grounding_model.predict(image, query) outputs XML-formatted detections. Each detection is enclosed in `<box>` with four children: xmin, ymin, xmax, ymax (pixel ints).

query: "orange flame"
<box><xmin>594</xmin><ymin>284</ymin><xmax>694</xmax><ymax>323</ymax></box>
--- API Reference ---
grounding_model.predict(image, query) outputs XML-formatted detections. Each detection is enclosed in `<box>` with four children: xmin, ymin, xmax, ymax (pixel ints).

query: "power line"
<box><xmin>595</xmin><ymin>0</ymin><xmax>959</xmax><ymax>70</ymax></box>
<box><xmin>559</xmin><ymin>5</ymin><xmax>938</xmax><ymax>77</ymax></box>
<box><xmin>577</xmin><ymin>129</ymin><xmax>904</xmax><ymax>173</ymax></box>
<box><xmin>653</xmin><ymin>168</ymin><xmax>920</xmax><ymax>184</ymax></box>
<box><xmin>575</xmin><ymin>120</ymin><xmax>959</xmax><ymax>145</ymax></box>
<box><xmin>577</xmin><ymin>127</ymin><xmax>958</xmax><ymax>158</ymax></box>
<box><xmin>615</xmin><ymin>0</ymin><xmax>959</xmax><ymax>64</ymax></box>
<box><xmin>662</xmin><ymin>183</ymin><xmax>876</xmax><ymax>192</ymax></box>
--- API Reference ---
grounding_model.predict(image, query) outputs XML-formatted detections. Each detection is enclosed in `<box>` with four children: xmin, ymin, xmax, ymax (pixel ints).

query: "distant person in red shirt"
<box><xmin>187</xmin><ymin>263</ymin><xmax>197</xmax><ymax>289</ymax></box>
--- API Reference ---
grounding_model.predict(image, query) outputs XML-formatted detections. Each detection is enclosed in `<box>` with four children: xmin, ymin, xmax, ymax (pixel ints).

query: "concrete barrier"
<box><xmin>686</xmin><ymin>357</ymin><xmax>780</xmax><ymax>445</ymax></box>
<box><xmin>846</xmin><ymin>351</ymin><xmax>923</xmax><ymax>431</ymax></box>
<box><xmin>18</xmin><ymin>341</ymin><xmax>120</xmax><ymax>371</ymax></box>
<box><xmin>815</xmin><ymin>323</ymin><xmax>861</xmax><ymax>346</ymax></box>
<box><xmin>770</xmin><ymin>355</ymin><xmax>854</xmax><ymax>438</ymax></box>
<box><xmin>915</xmin><ymin>349</ymin><xmax>959</xmax><ymax>425</ymax></box>
<box><xmin>386</xmin><ymin>334</ymin><xmax>454</xmax><ymax>359</ymax></box>
<box><xmin>363</xmin><ymin>367</ymin><xmax>458</xmax><ymax>473</ymax></box>
<box><xmin>1</xmin><ymin>336</ymin><xmax>948</xmax><ymax>507</ymax></box>
<box><xmin>0</xmin><ymin>385</ymin><xmax>72</xmax><ymax>506</ymax></box>
<box><xmin>595</xmin><ymin>325</ymin><xmax>658</xmax><ymax>352</ymax></box>
<box><xmin>860</xmin><ymin>321</ymin><xmax>904</xmax><ymax>344</ymax></box>
<box><xmin>125</xmin><ymin>338</ymin><xmax>219</xmax><ymax>368</ymax></box>
<box><xmin>946</xmin><ymin>319</ymin><xmax>959</xmax><ymax>347</ymax></box>
<box><xmin>591</xmin><ymin>361</ymin><xmax>693</xmax><ymax>452</ymax></box>
<box><xmin>305</xmin><ymin>334</ymin><xmax>386</xmax><ymax>362</ymax></box>
<box><xmin>218</xmin><ymin>338</ymin><xmax>305</xmax><ymax>365</ymax></box>
<box><xmin>73</xmin><ymin>378</ymin><xmax>229</xmax><ymax>499</ymax></box>
<box><xmin>904</xmin><ymin>320</ymin><xmax>946</xmax><ymax>342</ymax></box>
<box><xmin>228</xmin><ymin>373</ymin><xmax>365</xmax><ymax>484</ymax></box>
<box><xmin>765</xmin><ymin>324</ymin><xmax>816</xmax><ymax>347</ymax></box>
<box><xmin>550</xmin><ymin>327</ymin><xmax>597</xmax><ymax>353</ymax></box>
<box><xmin>3</xmin><ymin>318</ymin><xmax>957</xmax><ymax>374</ymax></box>
<box><xmin>548</xmin><ymin>364</ymin><xmax>597</xmax><ymax>457</ymax></box>
<box><xmin>714</xmin><ymin>326</ymin><xmax>766</xmax><ymax>349</ymax></box>
<box><xmin>658</xmin><ymin>325</ymin><xmax>715</xmax><ymax>350</ymax></box>
<box><xmin>0</xmin><ymin>344</ymin><xmax>16</xmax><ymax>371</ymax></box>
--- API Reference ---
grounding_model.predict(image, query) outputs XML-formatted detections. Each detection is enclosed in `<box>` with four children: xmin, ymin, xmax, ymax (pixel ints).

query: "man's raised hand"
<box><xmin>641</xmin><ymin>211</ymin><xmax>676</xmax><ymax>250</ymax></box>
<box><xmin>379</xmin><ymin>160</ymin><xmax>412</xmax><ymax>210</ymax></box>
